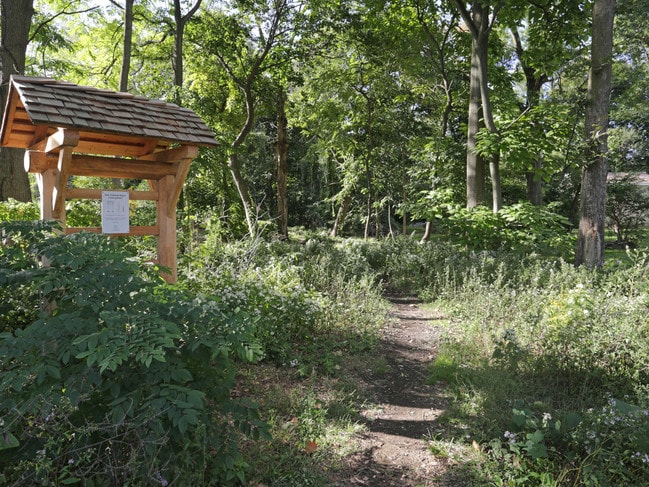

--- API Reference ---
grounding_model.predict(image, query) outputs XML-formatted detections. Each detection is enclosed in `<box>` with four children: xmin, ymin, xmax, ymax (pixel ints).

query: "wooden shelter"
<box><xmin>0</xmin><ymin>75</ymin><xmax>219</xmax><ymax>282</ymax></box>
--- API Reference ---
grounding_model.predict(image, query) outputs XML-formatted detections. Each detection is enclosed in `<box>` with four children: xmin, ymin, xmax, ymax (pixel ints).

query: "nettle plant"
<box><xmin>0</xmin><ymin>221</ymin><xmax>269</xmax><ymax>486</ymax></box>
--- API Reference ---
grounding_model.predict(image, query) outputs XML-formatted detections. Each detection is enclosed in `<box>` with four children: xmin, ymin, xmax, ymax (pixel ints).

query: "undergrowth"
<box><xmin>4</xmin><ymin>204</ymin><xmax>649</xmax><ymax>485</ymax></box>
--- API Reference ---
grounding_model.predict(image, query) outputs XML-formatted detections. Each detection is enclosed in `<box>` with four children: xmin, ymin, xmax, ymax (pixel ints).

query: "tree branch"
<box><xmin>29</xmin><ymin>3</ymin><xmax>99</xmax><ymax>43</ymax></box>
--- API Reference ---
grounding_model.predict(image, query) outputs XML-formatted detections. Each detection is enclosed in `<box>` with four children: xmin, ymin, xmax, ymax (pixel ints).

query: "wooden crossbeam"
<box><xmin>65</xmin><ymin>187</ymin><xmax>158</xmax><ymax>201</ymax></box>
<box><xmin>139</xmin><ymin>144</ymin><xmax>198</xmax><ymax>163</ymax></box>
<box><xmin>25</xmin><ymin>152</ymin><xmax>180</xmax><ymax>180</ymax></box>
<box><xmin>64</xmin><ymin>226</ymin><xmax>159</xmax><ymax>236</ymax></box>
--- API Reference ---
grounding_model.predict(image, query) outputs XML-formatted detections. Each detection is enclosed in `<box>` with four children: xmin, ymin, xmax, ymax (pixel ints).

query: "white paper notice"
<box><xmin>102</xmin><ymin>191</ymin><xmax>130</xmax><ymax>234</ymax></box>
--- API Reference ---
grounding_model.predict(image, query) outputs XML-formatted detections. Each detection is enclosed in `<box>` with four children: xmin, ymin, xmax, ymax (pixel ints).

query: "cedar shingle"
<box><xmin>3</xmin><ymin>76</ymin><xmax>218</xmax><ymax>148</ymax></box>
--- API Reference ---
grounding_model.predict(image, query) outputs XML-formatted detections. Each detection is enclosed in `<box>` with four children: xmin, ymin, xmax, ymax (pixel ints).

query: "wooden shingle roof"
<box><xmin>1</xmin><ymin>75</ymin><xmax>218</xmax><ymax>157</ymax></box>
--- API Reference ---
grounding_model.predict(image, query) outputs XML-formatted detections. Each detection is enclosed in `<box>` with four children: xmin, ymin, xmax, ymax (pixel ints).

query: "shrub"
<box><xmin>0</xmin><ymin>221</ymin><xmax>268</xmax><ymax>486</ymax></box>
<box><xmin>441</xmin><ymin>202</ymin><xmax>574</xmax><ymax>256</ymax></box>
<box><xmin>606</xmin><ymin>174</ymin><xmax>649</xmax><ymax>244</ymax></box>
<box><xmin>185</xmin><ymin>233</ymin><xmax>386</xmax><ymax>372</ymax></box>
<box><xmin>0</xmin><ymin>199</ymin><xmax>39</xmax><ymax>222</ymax></box>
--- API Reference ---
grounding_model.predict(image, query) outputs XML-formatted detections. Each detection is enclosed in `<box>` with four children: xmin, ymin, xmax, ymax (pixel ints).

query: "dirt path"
<box><xmin>338</xmin><ymin>295</ymin><xmax>465</xmax><ymax>486</ymax></box>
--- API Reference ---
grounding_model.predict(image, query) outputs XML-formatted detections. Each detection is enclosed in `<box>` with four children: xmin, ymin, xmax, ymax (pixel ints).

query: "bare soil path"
<box><xmin>337</xmin><ymin>295</ymin><xmax>469</xmax><ymax>486</ymax></box>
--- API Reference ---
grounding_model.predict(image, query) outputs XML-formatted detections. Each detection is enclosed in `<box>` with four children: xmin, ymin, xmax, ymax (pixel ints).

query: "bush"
<box><xmin>0</xmin><ymin>199</ymin><xmax>39</xmax><ymax>222</ymax></box>
<box><xmin>441</xmin><ymin>202</ymin><xmax>574</xmax><ymax>256</ymax></box>
<box><xmin>606</xmin><ymin>174</ymin><xmax>649</xmax><ymax>244</ymax></box>
<box><xmin>0</xmin><ymin>221</ymin><xmax>268</xmax><ymax>486</ymax></box>
<box><xmin>185</xmin><ymin>233</ymin><xmax>387</xmax><ymax>372</ymax></box>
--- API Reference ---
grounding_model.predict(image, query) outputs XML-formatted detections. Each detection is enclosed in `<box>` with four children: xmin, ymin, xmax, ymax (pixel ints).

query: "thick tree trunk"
<box><xmin>0</xmin><ymin>0</ymin><xmax>33</xmax><ymax>202</ymax></box>
<box><xmin>575</xmin><ymin>0</ymin><xmax>615</xmax><ymax>268</ymax></box>
<box><xmin>473</xmin><ymin>7</ymin><xmax>501</xmax><ymax>212</ymax></box>
<box><xmin>275</xmin><ymin>88</ymin><xmax>289</xmax><ymax>239</ymax></box>
<box><xmin>455</xmin><ymin>1</ymin><xmax>502</xmax><ymax>211</ymax></box>
<box><xmin>466</xmin><ymin>38</ymin><xmax>486</xmax><ymax>208</ymax></box>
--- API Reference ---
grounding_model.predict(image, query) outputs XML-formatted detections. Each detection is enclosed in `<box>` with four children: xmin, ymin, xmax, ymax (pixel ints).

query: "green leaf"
<box><xmin>45</xmin><ymin>364</ymin><xmax>61</xmax><ymax>379</ymax></box>
<box><xmin>0</xmin><ymin>432</ymin><xmax>19</xmax><ymax>451</ymax></box>
<box><xmin>526</xmin><ymin>441</ymin><xmax>548</xmax><ymax>459</ymax></box>
<box><xmin>61</xmin><ymin>477</ymin><xmax>82</xmax><ymax>484</ymax></box>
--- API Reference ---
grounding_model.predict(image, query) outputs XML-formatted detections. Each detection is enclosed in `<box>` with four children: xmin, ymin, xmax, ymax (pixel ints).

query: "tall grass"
<box><xmin>369</xmin><ymin>236</ymin><xmax>649</xmax><ymax>485</ymax></box>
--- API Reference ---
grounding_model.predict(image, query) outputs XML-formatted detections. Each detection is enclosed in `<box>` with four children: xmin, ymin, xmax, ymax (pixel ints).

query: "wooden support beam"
<box><xmin>167</xmin><ymin>158</ymin><xmax>192</xmax><ymax>218</ymax></box>
<box><xmin>53</xmin><ymin>146</ymin><xmax>74</xmax><ymax>221</ymax></box>
<box><xmin>30</xmin><ymin>125</ymin><xmax>50</xmax><ymax>148</ymax></box>
<box><xmin>37</xmin><ymin>169</ymin><xmax>56</xmax><ymax>220</ymax></box>
<box><xmin>28</xmin><ymin>127</ymin><xmax>80</xmax><ymax>153</ymax></box>
<box><xmin>24</xmin><ymin>152</ymin><xmax>180</xmax><ymax>180</ymax></box>
<box><xmin>139</xmin><ymin>145</ymin><xmax>199</xmax><ymax>163</ymax></box>
<box><xmin>156</xmin><ymin>175</ymin><xmax>176</xmax><ymax>283</ymax></box>
<box><xmin>65</xmin><ymin>187</ymin><xmax>158</xmax><ymax>201</ymax></box>
<box><xmin>64</xmin><ymin>226</ymin><xmax>159</xmax><ymax>236</ymax></box>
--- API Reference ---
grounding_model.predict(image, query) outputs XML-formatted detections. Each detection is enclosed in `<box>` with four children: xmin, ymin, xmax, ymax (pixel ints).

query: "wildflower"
<box><xmin>504</xmin><ymin>431</ymin><xmax>517</xmax><ymax>444</ymax></box>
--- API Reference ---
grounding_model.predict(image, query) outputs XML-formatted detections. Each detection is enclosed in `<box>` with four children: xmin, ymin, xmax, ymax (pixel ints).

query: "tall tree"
<box><xmin>275</xmin><ymin>86</ymin><xmax>289</xmax><ymax>238</ymax></box>
<box><xmin>194</xmin><ymin>0</ymin><xmax>296</xmax><ymax>236</ymax></box>
<box><xmin>453</xmin><ymin>0</ymin><xmax>503</xmax><ymax>211</ymax></box>
<box><xmin>117</xmin><ymin>0</ymin><xmax>135</xmax><ymax>92</ymax></box>
<box><xmin>0</xmin><ymin>0</ymin><xmax>34</xmax><ymax>202</ymax></box>
<box><xmin>575</xmin><ymin>0</ymin><xmax>616</xmax><ymax>267</ymax></box>
<box><xmin>172</xmin><ymin>0</ymin><xmax>201</xmax><ymax>105</ymax></box>
<box><xmin>507</xmin><ymin>0</ymin><xmax>589</xmax><ymax>206</ymax></box>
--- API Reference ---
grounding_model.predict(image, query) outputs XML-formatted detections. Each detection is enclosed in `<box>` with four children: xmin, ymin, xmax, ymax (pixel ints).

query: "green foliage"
<box><xmin>0</xmin><ymin>221</ymin><xmax>268</xmax><ymax>485</ymax></box>
<box><xmin>0</xmin><ymin>199</ymin><xmax>39</xmax><ymax>222</ymax></box>
<box><xmin>488</xmin><ymin>397</ymin><xmax>649</xmax><ymax>486</ymax></box>
<box><xmin>475</xmin><ymin>104</ymin><xmax>575</xmax><ymax>179</ymax></box>
<box><xmin>185</xmin><ymin>233</ymin><xmax>386</xmax><ymax>373</ymax></box>
<box><xmin>441</xmin><ymin>203</ymin><xmax>574</xmax><ymax>256</ymax></box>
<box><xmin>606</xmin><ymin>174</ymin><xmax>649</xmax><ymax>244</ymax></box>
<box><xmin>418</xmin><ymin>244</ymin><xmax>649</xmax><ymax>485</ymax></box>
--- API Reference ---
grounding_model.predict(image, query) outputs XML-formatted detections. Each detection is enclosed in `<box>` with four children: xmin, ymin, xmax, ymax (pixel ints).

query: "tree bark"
<box><xmin>119</xmin><ymin>0</ymin><xmax>134</xmax><ymax>92</ymax></box>
<box><xmin>575</xmin><ymin>0</ymin><xmax>616</xmax><ymax>268</ymax></box>
<box><xmin>0</xmin><ymin>0</ymin><xmax>34</xmax><ymax>202</ymax></box>
<box><xmin>172</xmin><ymin>0</ymin><xmax>201</xmax><ymax>105</ymax></box>
<box><xmin>465</xmin><ymin>35</ymin><xmax>486</xmax><ymax>208</ymax></box>
<box><xmin>331</xmin><ymin>193</ymin><xmax>350</xmax><ymax>237</ymax></box>
<box><xmin>113</xmin><ymin>0</ymin><xmax>134</xmax><ymax>190</ymax></box>
<box><xmin>275</xmin><ymin>87</ymin><xmax>289</xmax><ymax>239</ymax></box>
<box><xmin>512</xmin><ymin>27</ymin><xmax>548</xmax><ymax>206</ymax></box>
<box><xmin>455</xmin><ymin>1</ymin><xmax>502</xmax><ymax>211</ymax></box>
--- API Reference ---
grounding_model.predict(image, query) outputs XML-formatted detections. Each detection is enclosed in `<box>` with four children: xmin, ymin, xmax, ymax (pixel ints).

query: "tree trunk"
<box><xmin>473</xmin><ymin>6</ymin><xmax>501</xmax><ymax>212</ymax></box>
<box><xmin>172</xmin><ymin>0</ymin><xmax>201</xmax><ymax>105</ymax></box>
<box><xmin>331</xmin><ymin>193</ymin><xmax>350</xmax><ymax>237</ymax></box>
<box><xmin>275</xmin><ymin>88</ymin><xmax>289</xmax><ymax>239</ymax></box>
<box><xmin>0</xmin><ymin>0</ymin><xmax>33</xmax><ymax>202</ymax></box>
<box><xmin>113</xmin><ymin>0</ymin><xmax>134</xmax><ymax>190</ymax></box>
<box><xmin>228</xmin><ymin>152</ymin><xmax>256</xmax><ymax>236</ymax></box>
<box><xmin>229</xmin><ymin>80</ymin><xmax>260</xmax><ymax>237</ymax></box>
<box><xmin>466</xmin><ymin>37</ymin><xmax>486</xmax><ymax>208</ymax></box>
<box><xmin>575</xmin><ymin>0</ymin><xmax>615</xmax><ymax>268</ymax></box>
<box><xmin>512</xmin><ymin>27</ymin><xmax>548</xmax><ymax>206</ymax></box>
<box><xmin>119</xmin><ymin>0</ymin><xmax>134</xmax><ymax>92</ymax></box>
<box><xmin>455</xmin><ymin>0</ymin><xmax>502</xmax><ymax>211</ymax></box>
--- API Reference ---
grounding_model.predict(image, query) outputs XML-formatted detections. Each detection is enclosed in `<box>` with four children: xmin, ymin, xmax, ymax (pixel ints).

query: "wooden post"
<box><xmin>156</xmin><ymin>175</ymin><xmax>177</xmax><ymax>283</ymax></box>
